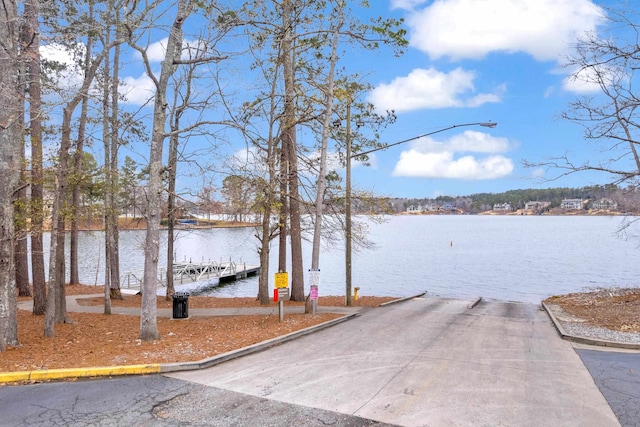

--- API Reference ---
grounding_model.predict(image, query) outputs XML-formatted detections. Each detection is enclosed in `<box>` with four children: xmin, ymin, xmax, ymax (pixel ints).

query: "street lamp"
<box><xmin>342</xmin><ymin>121</ymin><xmax>497</xmax><ymax>306</ymax></box>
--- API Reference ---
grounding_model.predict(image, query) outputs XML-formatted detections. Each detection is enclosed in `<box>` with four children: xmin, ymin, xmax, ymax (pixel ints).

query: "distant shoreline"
<box><xmin>42</xmin><ymin>218</ymin><xmax>259</xmax><ymax>232</ymax></box>
<box><xmin>401</xmin><ymin>209</ymin><xmax>629</xmax><ymax>216</ymax></box>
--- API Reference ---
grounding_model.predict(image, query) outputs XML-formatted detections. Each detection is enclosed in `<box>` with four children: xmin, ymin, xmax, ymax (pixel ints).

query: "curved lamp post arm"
<box><xmin>351</xmin><ymin>122</ymin><xmax>497</xmax><ymax>159</ymax></box>
<box><xmin>343</xmin><ymin>120</ymin><xmax>497</xmax><ymax>306</ymax></box>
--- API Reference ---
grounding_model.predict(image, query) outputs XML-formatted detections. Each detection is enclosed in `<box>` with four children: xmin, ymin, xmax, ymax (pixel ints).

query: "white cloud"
<box><xmin>407</xmin><ymin>0</ymin><xmax>605</xmax><ymax>62</ymax></box>
<box><xmin>414</xmin><ymin>130</ymin><xmax>509</xmax><ymax>154</ymax></box>
<box><xmin>562</xmin><ymin>65</ymin><xmax>611</xmax><ymax>94</ymax></box>
<box><xmin>231</xmin><ymin>147</ymin><xmax>267</xmax><ymax>173</ymax></box>
<box><xmin>139</xmin><ymin>37</ymin><xmax>209</xmax><ymax>62</ymax></box>
<box><xmin>144</xmin><ymin>38</ymin><xmax>169</xmax><ymax>62</ymax></box>
<box><xmin>392</xmin><ymin>131</ymin><xmax>514</xmax><ymax>179</ymax></box>
<box><xmin>40</xmin><ymin>43</ymin><xmax>85</xmax><ymax>91</ymax></box>
<box><xmin>369</xmin><ymin>67</ymin><xmax>502</xmax><ymax>112</ymax></box>
<box><xmin>390</xmin><ymin>0</ymin><xmax>426</xmax><ymax>11</ymax></box>
<box><xmin>121</xmin><ymin>73</ymin><xmax>157</xmax><ymax>106</ymax></box>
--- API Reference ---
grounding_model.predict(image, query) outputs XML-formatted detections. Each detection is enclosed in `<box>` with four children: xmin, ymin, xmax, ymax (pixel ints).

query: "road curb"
<box><xmin>541</xmin><ymin>302</ymin><xmax>640</xmax><ymax>350</ymax></box>
<box><xmin>160</xmin><ymin>312</ymin><xmax>360</xmax><ymax>373</ymax></box>
<box><xmin>0</xmin><ymin>364</ymin><xmax>161</xmax><ymax>385</ymax></box>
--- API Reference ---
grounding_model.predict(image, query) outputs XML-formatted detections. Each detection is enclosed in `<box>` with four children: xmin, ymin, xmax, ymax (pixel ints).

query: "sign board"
<box><xmin>275</xmin><ymin>272</ymin><xmax>289</xmax><ymax>289</ymax></box>
<box><xmin>308</xmin><ymin>269</ymin><xmax>320</xmax><ymax>288</ymax></box>
<box><xmin>310</xmin><ymin>285</ymin><xmax>318</xmax><ymax>301</ymax></box>
<box><xmin>278</xmin><ymin>288</ymin><xmax>290</xmax><ymax>301</ymax></box>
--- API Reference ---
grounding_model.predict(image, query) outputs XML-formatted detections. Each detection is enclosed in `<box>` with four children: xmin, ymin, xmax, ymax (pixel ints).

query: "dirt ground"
<box><xmin>543</xmin><ymin>287</ymin><xmax>640</xmax><ymax>333</ymax></box>
<box><xmin>4</xmin><ymin>286</ymin><xmax>639</xmax><ymax>376</ymax></box>
<box><xmin>4</xmin><ymin>285</ymin><xmax>395</xmax><ymax>373</ymax></box>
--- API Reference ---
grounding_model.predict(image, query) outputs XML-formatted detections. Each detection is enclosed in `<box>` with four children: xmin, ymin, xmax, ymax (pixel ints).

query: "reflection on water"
<box><xmin>37</xmin><ymin>215</ymin><xmax>640</xmax><ymax>303</ymax></box>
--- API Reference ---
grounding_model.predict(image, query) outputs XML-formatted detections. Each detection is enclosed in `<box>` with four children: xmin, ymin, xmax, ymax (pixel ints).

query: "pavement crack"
<box><xmin>151</xmin><ymin>391</ymin><xmax>191</xmax><ymax>420</ymax></box>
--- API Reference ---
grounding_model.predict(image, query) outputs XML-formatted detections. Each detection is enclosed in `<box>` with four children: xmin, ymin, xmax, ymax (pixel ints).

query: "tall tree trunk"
<box><xmin>258</xmin><ymin>132</ymin><xmax>278</xmax><ymax>305</ymax></box>
<box><xmin>311</xmin><ymin>7</ymin><xmax>342</xmax><ymax>271</ymax></box>
<box><xmin>102</xmin><ymin>7</ymin><xmax>113</xmax><ymax>314</ymax></box>
<box><xmin>54</xmin><ymin>204</ymin><xmax>67</xmax><ymax>323</ymax></box>
<box><xmin>308</xmin><ymin>7</ymin><xmax>343</xmax><ymax>313</ymax></box>
<box><xmin>70</xmin><ymin>9</ymin><xmax>94</xmax><ymax>286</ymax></box>
<box><xmin>0</xmin><ymin>0</ymin><xmax>21</xmax><ymax>351</ymax></box>
<box><xmin>278</xmin><ymin>144</ymin><xmax>288</xmax><ymax>273</ymax></box>
<box><xmin>258</xmin><ymin>207</ymin><xmax>272</xmax><ymax>304</ymax></box>
<box><xmin>13</xmin><ymin>185</ymin><xmax>29</xmax><ymax>298</ymax></box>
<box><xmin>281</xmin><ymin>0</ymin><xmax>304</xmax><ymax>301</ymax></box>
<box><xmin>165</xmin><ymin>117</ymin><xmax>180</xmax><ymax>300</ymax></box>
<box><xmin>108</xmin><ymin>32</ymin><xmax>122</xmax><ymax>300</ymax></box>
<box><xmin>14</xmin><ymin>73</ymin><xmax>30</xmax><ymax>297</ymax></box>
<box><xmin>140</xmin><ymin>0</ymin><xmax>192</xmax><ymax>341</ymax></box>
<box><xmin>44</xmin><ymin>18</ymin><xmax>114</xmax><ymax>336</ymax></box>
<box><xmin>46</xmin><ymin>101</ymin><xmax>75</xmax><ymax>332</ymax></box>
<box><xmin>14</xmin><ymin>6</ymin><xmax>30</xmax><ymax>298</ymax></box>
<box><xmin>24</xmin><ymin>0</ymin><xmax>46</xmax><ymax>315</ymax></box>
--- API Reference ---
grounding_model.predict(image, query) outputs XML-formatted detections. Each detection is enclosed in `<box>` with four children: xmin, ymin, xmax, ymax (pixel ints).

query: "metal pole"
<box><xmin>344</xmin><ymin>121</ymin><xmax>497</xmax><ymax>307</ymax></box>
<box><xmin>346</xmin><ymin>103</ymin><xmax>353</xmax><ymax>306</ymax></box>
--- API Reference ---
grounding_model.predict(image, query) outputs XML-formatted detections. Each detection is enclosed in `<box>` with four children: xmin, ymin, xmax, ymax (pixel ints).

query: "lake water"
<box><xmin>40</xmin><ymin>215</ymin><xmax>640</xmax><ymax>304</ymax></box>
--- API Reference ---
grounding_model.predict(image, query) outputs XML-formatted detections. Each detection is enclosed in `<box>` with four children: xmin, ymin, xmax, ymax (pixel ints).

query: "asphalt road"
<box><xmin>577</xmin><ymin>348</ymin><xmax>640</xmax><ymax>427</ymax></box>
<box><xmin>0</xmin><ymin>375</ymin><xmax>390</xmax><ymax>426</ymax></box>
<box><xmin>1</xmin><ymin>296</ymin><xmax>637</xmax><ymax>426</ymax></box>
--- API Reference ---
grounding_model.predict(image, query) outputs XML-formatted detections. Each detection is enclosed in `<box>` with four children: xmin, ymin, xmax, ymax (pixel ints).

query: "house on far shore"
<box><xmin>561</xmin><ymin>198</ymin><xmax>584</xmax><ymax>210</ymax></box>
<box><xmin>493</xmin><ymin>203</ymin><xmax>512</xmax><ymax>211</ymax></box>
<box><xmin>524</xmin><ymin>201</ymin><xmax>551</xmax><ymax>212</ymax></box>
<box><xmin>592</xmin><ymin>198</ymin><xmax>618</xmax><ymax>210</ymax></box>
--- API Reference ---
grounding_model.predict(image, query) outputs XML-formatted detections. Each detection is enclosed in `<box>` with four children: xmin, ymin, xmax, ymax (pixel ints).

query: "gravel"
<box><xmin>559</xmin><ymin>321</ymin><xmax>640</xmax><ymax>344</ymax></box>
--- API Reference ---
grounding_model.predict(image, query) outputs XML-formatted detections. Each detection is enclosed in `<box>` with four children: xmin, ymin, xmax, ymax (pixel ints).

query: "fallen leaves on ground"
<box><xmin>543</xmin><ymin>287</ymin><xmax>640</xmax><ymax>333</ymax></box>
<box><xmin>4</xmin><ymin>285</ymin><xmax>396</xmax><ymax>374</ymax></box>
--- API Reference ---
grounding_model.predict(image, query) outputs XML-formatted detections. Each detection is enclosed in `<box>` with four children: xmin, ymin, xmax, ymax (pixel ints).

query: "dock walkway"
<box><xmin>120</xmin><ymin>260</ymin><xmax>260</xmax><ymax>291</ymax></box>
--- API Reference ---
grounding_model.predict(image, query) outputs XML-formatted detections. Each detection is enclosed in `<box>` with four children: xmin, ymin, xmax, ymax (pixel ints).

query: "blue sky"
<box><xmin>40</xmin><ymin>0</ymin><xmax>628</xmax><ymax>200</ymax></box>
<box><xmin>344</xmin><ymin>0</ymin><xmax>622</xmax><ymax>198</ymax></box>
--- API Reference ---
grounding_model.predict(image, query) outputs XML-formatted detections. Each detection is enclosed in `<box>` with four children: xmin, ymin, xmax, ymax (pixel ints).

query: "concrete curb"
<box><xmin>0</xmin><ymin>312</ymin><xmax>360</xmax><ymax>384</ymax></box>
<box><xmin>468</xmin><ymin>297</ymin><xmax>483</xmax><ymax>309</ymax></box>
<box><xmin>379</xmin><ymin>292</ymin><xmax>427</xmax><ymax>306</ymax></box>
<box><xmin>0</xmin><ymin>364</ymin><xmax>161</xmax><ymax>384</ymax></box>
<box><xmin>541</xmin><ymin>302</ymin><xmax>640</xmax><ymax>350</ymax></box>
<box><xmin>160</xmin><ymin>312</ymin><xmax>360</xmax><ymax>373</ymax></box>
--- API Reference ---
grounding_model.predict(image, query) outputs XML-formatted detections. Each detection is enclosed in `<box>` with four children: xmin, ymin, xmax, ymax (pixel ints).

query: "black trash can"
<box><xmin>172</xmin><ymin>292</ymin><xmax>190</xmax><ymax>319</ymax></box>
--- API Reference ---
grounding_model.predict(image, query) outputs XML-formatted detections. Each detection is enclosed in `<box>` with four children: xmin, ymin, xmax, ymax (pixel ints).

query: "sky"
<box><xmin>39</xmin><ymin>0</ymin><xmax>631</xmax><ymax>200</ymax></box>
<box><xmin>343</xmin><ymin>0</ymin><xmax>626</xmax><ymax>198</ymax></box>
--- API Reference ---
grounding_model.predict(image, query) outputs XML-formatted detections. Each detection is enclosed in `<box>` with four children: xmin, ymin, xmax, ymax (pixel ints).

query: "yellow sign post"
<box><xmin>274</xmin><ymin>272</ymin><xmax>289</xmax><ymax>321</ymax></box>
<box><xmin>275</xmin><ymin>272</ymin><xmax>289</xmax><ymax>289</ymax></box>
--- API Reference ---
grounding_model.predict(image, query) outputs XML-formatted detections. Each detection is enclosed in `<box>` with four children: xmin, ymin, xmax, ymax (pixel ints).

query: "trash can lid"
<box><xmin>173</xmin><ymin>291</ymin><xmax>190</xmax><ymax>297</ymax></box>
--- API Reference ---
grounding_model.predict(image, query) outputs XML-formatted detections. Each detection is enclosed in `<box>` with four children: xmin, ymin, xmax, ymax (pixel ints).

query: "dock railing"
<box><xmin>120</xmin><ymin>260</ymin><xmax>242</xmax><ymax>289</ymax></box>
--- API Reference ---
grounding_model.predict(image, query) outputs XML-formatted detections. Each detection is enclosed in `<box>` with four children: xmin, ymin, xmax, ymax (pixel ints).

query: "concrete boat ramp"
<box><xmin>119</xmin><ymin>260</ymin><xmax>260</xmax><ymax>292</ymax></box>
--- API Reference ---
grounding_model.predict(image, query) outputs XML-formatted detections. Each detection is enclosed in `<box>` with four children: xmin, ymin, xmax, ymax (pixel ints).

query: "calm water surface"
<box><xmin>42</xmin><ymin>215</ymin><xmax>640</xmax><ymax>303</ymax></box>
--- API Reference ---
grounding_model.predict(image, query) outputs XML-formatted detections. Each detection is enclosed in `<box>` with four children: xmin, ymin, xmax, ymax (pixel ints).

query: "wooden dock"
<box><xmin>120</xmin><ymin>260</ymin><xmax>260</xmax><ymax>291</ymax></box>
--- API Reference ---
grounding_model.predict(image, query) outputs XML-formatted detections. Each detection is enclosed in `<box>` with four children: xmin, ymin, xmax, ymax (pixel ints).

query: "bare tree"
<box><xmin>14</xmin><ymin>70</ymin><xmax>30</xmax><ymax>297</ymax></box>
<box><xmin>24</xmin><ymin>0</ymin><xmax>47</xmax><ymax>315</ymax></box>
<box><xmin>165</xmin><ymin>63</ymin><xmax>196</xmax><ymax>301</ymax></box>
<box><xmin>131</xmin><ymin>0</ymin><xmax>194</xmax><ymax>341</ymax></box>
<box><xmin>0</xmin><ymin>0</ymin><xmax>22</xmax><ymax>351</ymax></box>
<box><xmin>526</xmin><ymin>8</ymin><xmax>640</xmax><ymax>183</ymax></box>
<box><xmin>43</xmin><ymin>0</ymin><xmax>130</xmax><ymax>336</ymax></box>
<box><xmin>310</xmin><ymin>3</ymin><xmax>343</xmax><ymax>275</ymax></box>
<box><xmin>230</xmin><ymin>0</ymin><xmax>406</xmax><ymax>305</ymax></box>
<box><xmin>69</xmin><ymin>1</ymin><xmax>95</xmax><ymax>287</ymax></box>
